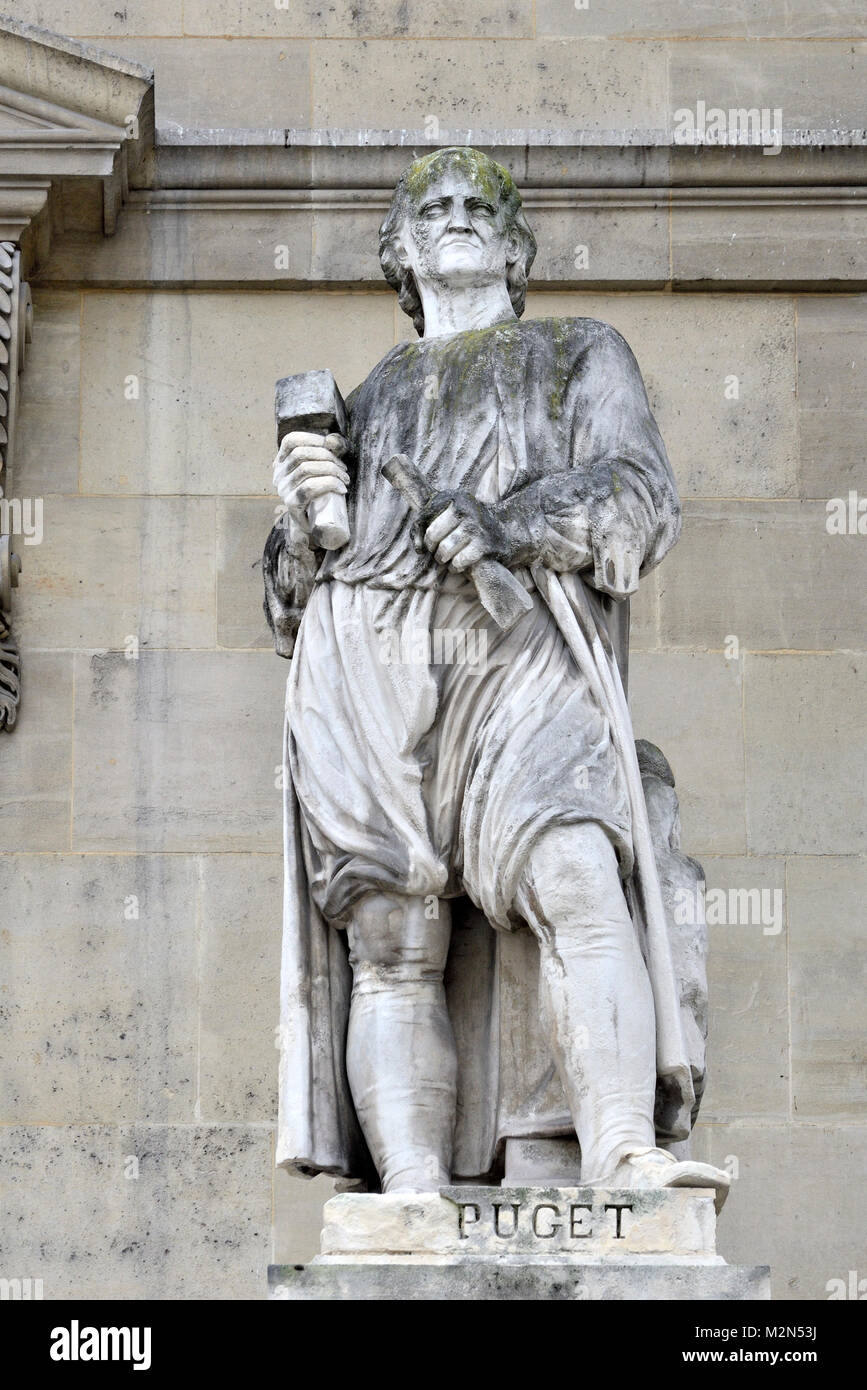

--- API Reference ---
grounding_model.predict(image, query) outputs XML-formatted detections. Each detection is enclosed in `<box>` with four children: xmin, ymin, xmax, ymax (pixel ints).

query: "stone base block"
<box><xmin>269</xmin><ymin>1259</ymin><xmax>770</xmax><ymax>1301</ymax></box>
<box><xmin>320</xmin><ymin>1185</ymin><xmax>720</xmax><ymax>1261</ymax></box>
<box><xmin>268</xmin><ymin>1185</ymin><xmax>770</xmax><ymax>1300</ymax></box>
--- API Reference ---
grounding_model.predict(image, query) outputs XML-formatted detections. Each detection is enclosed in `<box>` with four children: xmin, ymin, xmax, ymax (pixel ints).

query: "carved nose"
<box><xmin>447</xmin><ymin>205</ymin><xmax>472</xmax><ymax>232</ymax></box>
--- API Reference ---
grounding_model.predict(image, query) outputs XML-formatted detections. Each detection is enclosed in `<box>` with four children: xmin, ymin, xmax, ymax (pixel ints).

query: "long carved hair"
<box><xmin>378</xmin><ymin>147</ymin><xmax>537</xmax><ymax>336</ymax></box>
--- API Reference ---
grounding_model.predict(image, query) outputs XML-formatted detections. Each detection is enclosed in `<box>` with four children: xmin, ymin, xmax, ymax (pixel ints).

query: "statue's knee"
<box><xmin>347</xmin><ymin>892</ymin><xmax>451</xmax><ymax>978</ymax></box>
<box><xmin>524</xmin><ymin>823</ymin><xmax>624</xmax><ymax>930</ymax></box>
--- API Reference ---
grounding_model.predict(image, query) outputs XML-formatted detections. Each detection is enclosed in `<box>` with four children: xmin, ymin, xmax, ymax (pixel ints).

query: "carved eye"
<box><xmin>420</xmin><ymin>200</ymin><xmax>447</xmax><ymax>218</ymax></box>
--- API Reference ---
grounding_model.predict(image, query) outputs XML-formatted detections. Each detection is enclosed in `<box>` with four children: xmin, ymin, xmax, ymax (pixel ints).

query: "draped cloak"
<box><xmin>272</xmin><ymin>316</ymin><xmax>702</xmax><ymax>1185</ymax></box>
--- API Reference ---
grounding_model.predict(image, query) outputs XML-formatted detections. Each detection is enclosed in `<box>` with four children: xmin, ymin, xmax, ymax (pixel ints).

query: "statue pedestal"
<box><xmin>268</xmin><ymin>1186</ymin><xmax>770</xmax><ymax>1300</ymax></box>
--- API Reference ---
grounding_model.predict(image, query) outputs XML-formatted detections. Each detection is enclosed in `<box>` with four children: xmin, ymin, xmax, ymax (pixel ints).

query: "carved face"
<box><xmin>398</xmin><ymin>169</ymin><xmax>521</xmax><ymax>290</ymax></box>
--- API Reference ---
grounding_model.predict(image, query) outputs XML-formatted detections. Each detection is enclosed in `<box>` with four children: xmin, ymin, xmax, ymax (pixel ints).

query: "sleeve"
<box><xmin>262</xmin><ymin>514</ymin><xmax>321</xmax><ymax>659</ymax></box>
<box><xmin>264</xmin><ymin>391</ymin><xmax>357</xmax><ymax>656</ymax></box>
<box><xmin>497</xmin><ymin>322</ymin><xmax>682</xmax><ymax>599</ymax></box>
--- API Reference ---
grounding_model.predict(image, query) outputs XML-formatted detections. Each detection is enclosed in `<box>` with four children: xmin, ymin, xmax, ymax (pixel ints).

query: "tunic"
<box><xmin>287</xmin><ymin>317</ymin><xmax>677</xmax><ymax>929</ymax></box>
<box><xmin>274</xmin><ymin>316</ymin><xmax>696</xmax><ymax>1181</ymax></box>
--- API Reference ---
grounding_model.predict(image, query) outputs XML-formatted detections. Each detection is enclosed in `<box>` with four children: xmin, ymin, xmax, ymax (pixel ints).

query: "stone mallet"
<box><xmin>382</xmin><ymin>453</ymin><xmax>534</xmax><ymax>633</ymax></box>
<box><xmin>275</xmin><ymin>368</ymin><xmax>350</xmax><ymax>550</ymax></box>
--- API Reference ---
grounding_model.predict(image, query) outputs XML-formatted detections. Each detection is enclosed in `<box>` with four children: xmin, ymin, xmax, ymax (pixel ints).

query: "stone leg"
<box><xmin>345</xmin><ymin>892</ymin><xmax>456</xmax><ymax>1193</ymax></box>
<box><xmin>517</xmin><ymin>822</ymin><xmax>658</xmax><ymax>1181</ymax></box>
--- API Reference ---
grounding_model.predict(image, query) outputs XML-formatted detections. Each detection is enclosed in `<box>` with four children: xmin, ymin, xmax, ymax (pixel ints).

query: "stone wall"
<box><xmin>9</xmin><ymin>1</ymin><xmax>867</xmax><ymax>134</ymax></box>
<box><xmin>1</xmin><ymin>3</ymin><xmax>865</xmax><ymax>1301</ymax></box>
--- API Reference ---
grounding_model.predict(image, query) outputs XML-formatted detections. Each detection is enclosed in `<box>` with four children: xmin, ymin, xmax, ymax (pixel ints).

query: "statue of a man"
<box><xmin>267</xmin><ymin>147</ymin><xmax>727</xmax><ymax>1205</ymax></box>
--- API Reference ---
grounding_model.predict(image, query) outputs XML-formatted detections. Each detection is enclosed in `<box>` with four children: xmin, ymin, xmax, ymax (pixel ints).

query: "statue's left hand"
<box><xmin>413</xmin><ymin>490</ymin><xmax>518</xmax><ymax>572</ymax></box>
<box><xmin>584</xmin><ymin>490</ymin><xmax>643</xmax><ymax>598</ymax></box>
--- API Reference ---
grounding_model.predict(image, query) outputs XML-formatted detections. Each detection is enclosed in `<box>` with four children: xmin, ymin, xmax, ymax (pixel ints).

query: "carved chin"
<box><xmin>430</xmin><ymin>247</ymin><xmax>502</xmax><ymax>283</ymax></box>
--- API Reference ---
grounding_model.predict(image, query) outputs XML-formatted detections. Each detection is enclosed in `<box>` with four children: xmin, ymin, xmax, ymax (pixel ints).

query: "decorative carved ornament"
<box><xmin>0</xmin><ymin>239</ymin><xmax>29</xmax><ymax>730</ymax></box>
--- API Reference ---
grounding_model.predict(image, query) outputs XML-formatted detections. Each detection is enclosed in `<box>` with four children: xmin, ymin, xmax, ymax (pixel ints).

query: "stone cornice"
<box><xmin>39</xmin><ymin>177</ymin><xmax>867</xmax><ymax>291</ymax></box>
<box><xmin>0</xmin><ymin>15</ymin><xmax>154</xmax><ymax>266</ymax></box>
<box><xmin>152</xmin><ymin>134</ymin><xmax>867</xmax><ymax>190</ymax></box>
<box><xmin>133</xmin><ymin>184</ymin><xmax>867</xmax><ymax>210</ymax></box>
<box><xmin>155</xmin><ymin>125</ymin><xmax>867</xmax><ymax>149</ymax></box>
<box><xmin>0</xmin><ymin>14</ymin><xmax>152</xmax><ymax>120</ymax></box>
<box><xmin>67</xmin><ymin>135</ymin><xmax>856</xmax><ymax>291</ymax></box>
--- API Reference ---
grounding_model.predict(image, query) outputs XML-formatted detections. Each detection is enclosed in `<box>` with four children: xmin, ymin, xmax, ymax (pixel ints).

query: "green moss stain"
<box><xmin>546</xmin><ymin>318</ymin><xmax>573</xmax><ymax>424</ymax></box>
<box><xmin>423</xmin><ymin>321</ymin><xmax>525</xmax><ymax>405</ymax></box>
<box><xmin>404</xmin><ymin>147</ymin><xmax>516</xmax><ymax>207</ymax></box>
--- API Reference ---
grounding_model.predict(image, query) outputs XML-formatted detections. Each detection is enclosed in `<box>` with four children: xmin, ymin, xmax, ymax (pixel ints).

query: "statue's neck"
<box><xmin>418</xmin><ymin>281</ymin><xmax>517</xmax><ymax>339</ymax></box>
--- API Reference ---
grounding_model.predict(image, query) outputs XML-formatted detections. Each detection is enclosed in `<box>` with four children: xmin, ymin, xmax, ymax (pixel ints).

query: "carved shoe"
<box><xmin>604</xmin><ymin>1145</ymin><xmax>731</xmax><ymax>1213</ymax></box>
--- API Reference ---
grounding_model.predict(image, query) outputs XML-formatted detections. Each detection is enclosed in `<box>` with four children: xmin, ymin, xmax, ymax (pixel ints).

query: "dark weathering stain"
<box><xmin>89</xmin><ymin>652</ymin><xmax>123</xmax><ymax>708</ymax></box>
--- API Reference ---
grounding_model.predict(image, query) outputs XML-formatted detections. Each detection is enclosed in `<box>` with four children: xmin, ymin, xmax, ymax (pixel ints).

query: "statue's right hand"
<box><xmin>272</xmin><ymin>430</ymin><xmax>350</xmax><ymax>531</ymax></box>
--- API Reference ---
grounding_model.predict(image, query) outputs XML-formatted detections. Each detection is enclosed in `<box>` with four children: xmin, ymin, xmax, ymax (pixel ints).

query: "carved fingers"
<box><xmin>273</xmin><ymin>430</ymin><xmax>350</xmax><ymax>528</ymax></box>
<box><xmin>413</xmin><ymin>490</ymin><xmax>508</xmax><ymax>573</ymax></box>
<box><xmin>588</xmin><ymin>496</ymin><xmax>642</xmax><ymax>598</ymax></box>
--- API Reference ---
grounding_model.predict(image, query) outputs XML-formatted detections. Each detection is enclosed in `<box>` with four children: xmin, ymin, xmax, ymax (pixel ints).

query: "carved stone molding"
<box><xmin>0</xmin><ymin>238</ymin><xmax>27</xmax><ymax>732</ymax></box>
<box><xmin>0</xmin><ymin>240</ymin><xmax>31</xmax><ymax>484</ymax></box>
<box><xmin>39</xmin><ymin>145</ymin><xmax>867</xmax><ymax>291</ymax></box>
<box><xmin>0</xmin><ymin>540</ymin><xmax>20</xmax><ymax>731</ymax></box>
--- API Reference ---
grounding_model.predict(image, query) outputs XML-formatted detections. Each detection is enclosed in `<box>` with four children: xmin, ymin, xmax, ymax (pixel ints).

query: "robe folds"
<box><xmin>273</xmin><ymin>316</ymin><xmax>702</xmax><ymax>1184</ymax></box>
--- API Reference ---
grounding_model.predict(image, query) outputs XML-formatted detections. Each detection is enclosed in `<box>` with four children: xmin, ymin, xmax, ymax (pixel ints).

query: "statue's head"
<box><xmin>379</xmin><ymin>147</ymin><xmax>537</xmax><ymax>335</ymax></box>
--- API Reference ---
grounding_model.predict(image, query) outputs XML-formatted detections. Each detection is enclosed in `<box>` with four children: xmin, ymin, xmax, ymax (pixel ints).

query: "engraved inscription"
<box><xmin>456</xmin><ymin>1196</ymin><xmax>635</xmax><ymax>1245</ymax></box>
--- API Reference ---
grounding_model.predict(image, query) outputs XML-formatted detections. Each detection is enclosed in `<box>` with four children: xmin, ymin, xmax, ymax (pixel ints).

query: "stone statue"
<box><xmin>265</xmin><ymin>147</ymin><xmax>728</xmax><ymax>1208</ymax></box>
